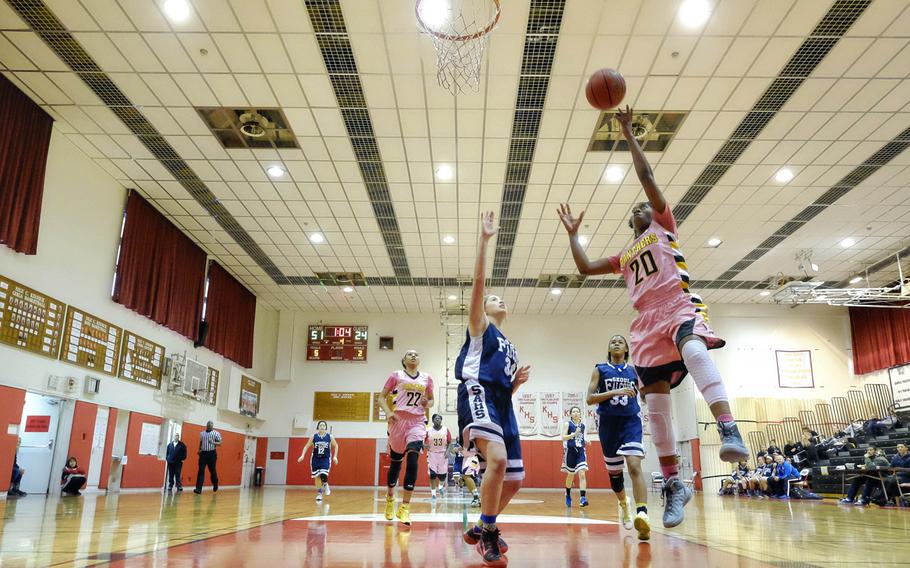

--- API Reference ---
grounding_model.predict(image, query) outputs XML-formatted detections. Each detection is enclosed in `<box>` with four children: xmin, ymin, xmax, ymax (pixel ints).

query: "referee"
<box><xmin>194</xmin><ymin>421</ymin><xmax>222</xmax><ymax>494</ymax></box>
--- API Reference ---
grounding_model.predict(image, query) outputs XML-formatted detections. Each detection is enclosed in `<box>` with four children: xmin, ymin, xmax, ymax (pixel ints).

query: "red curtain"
<box><xmin>0</xmin><ymin>74</ymin><xmax>54</xmax><ymax>254</ymax></box>
<box><xmin>112</xmin><ymin>191</ymin><xmax>206</xmax><ymax>341</ymax></box>
<box><xmin>849</xmin><ymin>307</ymin><xmax>910</xmax><ymax>375</ymax></box>
<box><xmin>204</xmin><ymin>262</ymin><xmax>256</xmax><ymax>368</ymax></box>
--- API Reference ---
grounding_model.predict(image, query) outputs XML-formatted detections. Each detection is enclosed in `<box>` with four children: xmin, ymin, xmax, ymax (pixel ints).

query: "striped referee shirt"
<box><xmin>199</xmin><ymin>429</ymin><xmax>222</xmax><ymax>452</ymax></box>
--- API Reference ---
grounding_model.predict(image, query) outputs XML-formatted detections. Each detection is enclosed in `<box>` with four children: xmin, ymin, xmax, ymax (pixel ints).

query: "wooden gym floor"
<box><xmin>0</xmin><ymin>487</ymin><xmax>907</xmax><ymax>567</ymax></box>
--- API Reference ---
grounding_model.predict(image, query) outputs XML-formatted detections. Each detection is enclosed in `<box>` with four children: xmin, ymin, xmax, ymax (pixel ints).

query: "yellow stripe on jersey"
<box><xmin>665</xmin><ymin>231</ymin><xmax>711</xmax><ymax>321</ymax></box>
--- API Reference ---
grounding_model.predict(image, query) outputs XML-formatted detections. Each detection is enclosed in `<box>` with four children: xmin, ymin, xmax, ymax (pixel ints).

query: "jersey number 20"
<box><xmin>630</xmin><ymin>250</ymin><xmax>658</xmax><ymax>285</ymax></box>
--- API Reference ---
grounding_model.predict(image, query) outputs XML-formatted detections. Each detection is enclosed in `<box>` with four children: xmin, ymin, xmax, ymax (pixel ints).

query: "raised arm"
<box><xmin>468</xmin><ymin>212</ymin><xmax>497</xmax><ymax>337</ymax></box>
<box><xmin>617</xmin><ymin>105</ymin><xmax>666</xmax><ymax>213</ymax></box>
<box><xmin>557</xmin><ymin>204</ymin><xmax>618</xmax><ymax>276</ymax></box>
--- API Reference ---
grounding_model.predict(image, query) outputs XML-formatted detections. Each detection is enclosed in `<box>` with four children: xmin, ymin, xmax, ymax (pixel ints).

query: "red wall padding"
<box><xmin>0</xmin><ymin>385</ymin><xmax>26</xmax><ymax>488</ymax></box>
<box><xmin>255</xmin><ymin>437</ymin><xmax>268</xmax><ymax>469</ymax></box>
<box><xmin>98</xmin><ymin>408</ymin><xmax>117</xmax><ymax>489</ymax></box>
<box><xmin>288</xmin><ymin>437</ymin><xmax>376</xmax><ymax>486</ymax></box>
<box><xmin>181</xmin><ymin>423</ymin><xmax>245</xmax><ymax>488</ymax></box>
<box><xmin>519</xmin><ymin>440</ymin><xmax>613</xmax><ymax>489</ymax></box>
<box><xmin>67</xmin><ymin>401</ymin><xmax>97</xmax><ymax>475</ymax></box>
<box><xmin>121</xmin><ymin>412</ymin><xmax>166</xmax><ymax>488</ymax></box>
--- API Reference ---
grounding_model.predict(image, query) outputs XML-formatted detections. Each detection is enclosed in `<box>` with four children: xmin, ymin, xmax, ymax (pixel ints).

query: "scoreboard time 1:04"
<box><xmin>306</xmin><ymin>325</ymin><xmax>368</xmax><ymax>362</ymax></box>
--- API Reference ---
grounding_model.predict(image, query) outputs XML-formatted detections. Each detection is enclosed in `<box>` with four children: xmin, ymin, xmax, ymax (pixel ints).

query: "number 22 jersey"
<box><xmin>384</xmin><ymin>370</ymin><xmax>434</xmax><ymax>417</ymax></box>
<box><xmin>595</xmin><ymin>362</ymin><xmax>640</xmax><ymax>417</ymax></box>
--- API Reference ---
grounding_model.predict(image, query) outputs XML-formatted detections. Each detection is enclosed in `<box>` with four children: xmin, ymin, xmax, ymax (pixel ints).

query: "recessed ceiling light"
<box><xmin>578</xmin><ymin>235</ymin><xmax>589</xmax><ymax>246</ymax></box>
<box><xmin>342</xmin><ymin>286</ymin><xmax>354</xmax><ymax>293</ymax></box>
<box><xmin>849</xmin><ymin>276</ymin><xmax>863</xmax><ymax>284</ymax></box>
<box><xmin>604</xmin><ymin>165</ymin><xmax>624</xmax><ymax>183</ymax></box>
<box><xmin>678</xmin><ymin>0</ymin><xmax>711</xmax><ymax>28</ymax></box>
<box><xmin>447</xmin><ymin>294</ymin><xmax>457</xmax><ymax>301</ymax></box>
<box><xmin>435</xmin><ymin>164</ymin><xmax>454</xmax><ymax>181</ymax></box>
<box><xmin>550</xmin><ymin>288</ymin><xmax>562</xmax><ymax>296</ymax></box>
<box><xmin>309</xmin><ymin>232</ymin><xmax>325</xmax><ymax>244</ymax></box>
<box><xmin>266</xmin><ymin>165</ymin><xmax>285</xmax><ymax>178</ymax></box>
<box><xmin>417</xmin><ymin>0</ymin><xmax>449</xmax><ymax>28</ymax></box>
<box><xmin>162</xmin><ymin>0</ymin><xmax>190</xmax><ymax>22</ymax></box>
<box><xmin>775</xmin><ymin>168</ymin><xmax>794</xmax><ymax>183</ymax></box>
<box><xmin>442</xmin><ymin>235</ymin><xmax>456</xmax><ymax>245</ymax></box>
<box><xmin>759</xmin><ymin>291</ymin><xmax>771</xmax><ymax>297</ymax></box>
<box><xmin>840</xmin><ymin>237</ymin><xmax>856</xmax><ymax>248</ymax></box>
<box><xmin>707</xmin><ymin>237</ymin><xmax>722</xmax><ymax>247</ymax></box>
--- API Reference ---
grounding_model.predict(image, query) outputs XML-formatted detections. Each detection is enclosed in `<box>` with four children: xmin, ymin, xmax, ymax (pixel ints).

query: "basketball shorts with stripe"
<box><xmin>598</xmin><ymin>413</ymin><xmax>645</xmax><ymax>472</ymax></box>
<box><xmin>457</xmin><ymin>379</ymin><xmax>524</xmax><ymax>481</ymax></box>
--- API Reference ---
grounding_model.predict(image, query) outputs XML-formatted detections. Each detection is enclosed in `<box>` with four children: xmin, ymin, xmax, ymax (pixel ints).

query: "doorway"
<box><xmin>86</xmin><ymin>406</ymin><xmax>110</xmax><ymax>489</ymax></box>
<box><xmin>17</xmin><ymin>393</ymin><xmax>64</xmax><ymax>495</ymax></box>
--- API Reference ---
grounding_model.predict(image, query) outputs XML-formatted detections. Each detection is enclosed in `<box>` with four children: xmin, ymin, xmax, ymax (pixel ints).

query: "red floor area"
<box><xmin>101</xmin><ymin>519</ymin><xmax>774</xmax><ymax>567</ymax></box>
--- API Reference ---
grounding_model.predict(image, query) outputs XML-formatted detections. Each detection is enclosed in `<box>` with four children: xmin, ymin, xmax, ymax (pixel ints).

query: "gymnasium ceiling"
<box><xmin>1</xmin><ymin>0</ymin><xmax>909</xmax><ymax>315</ymax></box>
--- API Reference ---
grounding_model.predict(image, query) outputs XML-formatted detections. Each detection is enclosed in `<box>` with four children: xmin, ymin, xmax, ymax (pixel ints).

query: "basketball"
<box><xmin>585</xmin><ymin>68</ymin><xmax>626</xmax><ymax>110</ymax></box>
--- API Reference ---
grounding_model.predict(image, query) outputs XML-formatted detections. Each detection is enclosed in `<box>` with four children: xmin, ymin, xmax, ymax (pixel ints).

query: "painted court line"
<box><xmin>292</xmin><ymin>513</ymin><xmax>618</xmax><ymax>525</ymax></box>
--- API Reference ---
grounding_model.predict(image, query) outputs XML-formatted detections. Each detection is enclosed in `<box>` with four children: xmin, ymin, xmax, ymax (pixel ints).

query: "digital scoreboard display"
<box><xmin>306</xmin><ymin>325</ymin><xmax>368</xmax><ymax>362</ymax></box>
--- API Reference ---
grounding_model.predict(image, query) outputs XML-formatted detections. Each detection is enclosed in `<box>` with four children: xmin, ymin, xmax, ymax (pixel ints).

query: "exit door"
<box><xmin>17</xmin><ymin>393</ymin><xmax>63</xmax><ymax>495</ymax></box>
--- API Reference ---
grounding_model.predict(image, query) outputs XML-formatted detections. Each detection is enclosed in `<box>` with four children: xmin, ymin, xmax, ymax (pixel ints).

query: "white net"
<box><xmin>417</xmin><ymin>0</ymin><xmax>501</xmax><ymax>96</ymax></box>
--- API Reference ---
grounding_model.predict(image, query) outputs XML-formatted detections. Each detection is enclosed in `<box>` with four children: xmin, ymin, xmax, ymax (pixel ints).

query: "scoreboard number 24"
<box><xmin>307</xmin><ymin>325</ymin><xmax>368</xmax><ymax>362</ymax></box>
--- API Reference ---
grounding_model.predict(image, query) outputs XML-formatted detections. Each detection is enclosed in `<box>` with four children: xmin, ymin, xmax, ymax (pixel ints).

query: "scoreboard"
<box><xmin>306</xmin><ymin>325</ymin><xmax>368</xmax><ymax>361</ymax></box>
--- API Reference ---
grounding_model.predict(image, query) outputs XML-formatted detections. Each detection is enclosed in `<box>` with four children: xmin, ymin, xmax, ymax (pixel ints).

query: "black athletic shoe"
<box><xmin>177</xmin><ymin>486</ymin><xmax>183</xmax><ymax>492</ymax></box>
<box><xmin>475</xmin><ymin>527</ymin><xmax>506</xmax><ymax>567</ymax></box>
<box><xmin>193</xmin><ymin>489</ymin><xmax>202</xmax><ymax>494</ymax></box>
<box><xmin>213</xmin><ymin>485</ymin><xmax>219</xmax><ymax>492</ymax></box>
<box><xmin>463</xmin><ymin>525</ymin><xmax>509</xmax><ymax>553</ymax></box>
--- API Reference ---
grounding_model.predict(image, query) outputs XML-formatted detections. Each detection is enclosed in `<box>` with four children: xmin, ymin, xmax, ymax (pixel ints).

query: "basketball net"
<box><xmin>416</xmin><ymin>0</ymin><xmax>501</xmax><ymax>96</ymax></box>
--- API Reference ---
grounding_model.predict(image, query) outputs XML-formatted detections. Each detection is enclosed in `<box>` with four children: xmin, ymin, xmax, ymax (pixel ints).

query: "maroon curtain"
<box><xmin>0</xmin><ymin>74</ymin><xmax>54</xmax><ymax>254</ymax></box>
<box><xmin>204</xmin><ymin>262</ymin><xmax>256</xmax><ymax>368</ymax></box>
<box><xmin>112</xmin><ymin>191</ymin><xmax>206</xmax><ymax>341</ymax></box>
<box><xmin>849</xmin><ymin>307</ymin><xmax>910</xmax><ymax>375</ymax></box>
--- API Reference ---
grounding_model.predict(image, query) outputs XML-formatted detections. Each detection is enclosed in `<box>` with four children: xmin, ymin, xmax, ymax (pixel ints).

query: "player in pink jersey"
<box><xmin>558</xmin><ymin>106</ymin><xmax>749</xmax><ymax>530</ymax></box>
<box><xmin>425</xmin><ymin>413</ymin><xmax>453</xmax><ymax>500</ymax></box>
<box><xmin>377</xmin><ymin>349</ymin><xmax>434</xmax><ymax>526</ymax></box>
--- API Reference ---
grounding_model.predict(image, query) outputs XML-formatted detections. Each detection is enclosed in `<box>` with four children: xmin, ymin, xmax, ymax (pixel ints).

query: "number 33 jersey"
<box><xmin>385</xmin><ymin>370</ymin><xmax>434</xmax><ymax>416</ymax></box>
<box><xmin>594</xmin><ymin>362</ymin><xmax>640</xmax><ymax>417</ymax></box>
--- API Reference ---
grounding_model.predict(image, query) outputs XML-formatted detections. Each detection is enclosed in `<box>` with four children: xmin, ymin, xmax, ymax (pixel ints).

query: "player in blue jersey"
<box><xmin>587</xmin><ymin>335</ymin><xmax>651</xmax><ymax>540</ymax></box>
<box><xmin>561</xmin><ymin>406</ymin><xmax>589</xmax><ymax>507</ymax></box>
<box><xmin>297</xmin><ymin>421</ymin><xmax>338</xmax><ymax>502</ymax></box>
<box><xmin>456</xmin><ymin>211</ymin><xmax>531</xmax><ymax>567</ymax></box>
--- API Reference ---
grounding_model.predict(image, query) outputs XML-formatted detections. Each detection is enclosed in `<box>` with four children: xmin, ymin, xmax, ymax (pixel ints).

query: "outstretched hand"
<box><xmin>481</xmin><ymin>211</ymin><xmax>497</xmax><ymax>240</ymax></box>
<box><xmin>512</xmin><ymin>365</ymin><xmax>531</xmax><ymax>395</ymax></box>
<box><xmin>616</xmin><ymin>104</ymin><xmax>634</xmax><ymax>129</ymax></box>
<box><xmin>557</xmin><ymin>203</ymin><xmax>584</xmax><ymax>235</ymax></box>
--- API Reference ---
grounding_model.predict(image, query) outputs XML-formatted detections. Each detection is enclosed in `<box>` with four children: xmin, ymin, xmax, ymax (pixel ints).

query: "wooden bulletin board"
<box><xmin>119</xmin><ymin>331</ymin><xmax>165</xmax><ymax>388</ymax></box>
<box><xmin>314</xmin><ymin>392</ymin><xmax>371</xmax><ymax>422</ymax></box>
<box><xmin>372</xmin><ymin>391</ymin><xmax>395</xmax><ymax>422</ymax></box>
<box><xmin>0</xmin><ymin>275</ymin><xmax>65</xmax><ymax>359</ymax></box>
<box><xmin>204</xmin><ymin>367</ymin><xmax>220</xmax><ymax>406</ymax></box>
<box><xmin>60</xmin><ymin>306</ymin><xmax>123</xmax><ymax>375</ymax></box>
<box><xmin>239</xmin><ymin>376</ymin><xmax>261</xmax><ymax>417</ymax></box>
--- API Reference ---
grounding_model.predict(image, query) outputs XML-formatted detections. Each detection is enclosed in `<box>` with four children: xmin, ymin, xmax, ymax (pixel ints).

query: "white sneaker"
<box><xmin>620</xmin><ymin>497</ymin><xmax>633</xmax><ymax>530</ymax></box>
<box><xmin>316</xmin><ymin>491</ymin><xmax>323</xmax><ymax>502</ymax></box>
<box><xmin>324</xmin><ymin>485</ymin><xmax>331</xmax><ymax>496</ymax></box>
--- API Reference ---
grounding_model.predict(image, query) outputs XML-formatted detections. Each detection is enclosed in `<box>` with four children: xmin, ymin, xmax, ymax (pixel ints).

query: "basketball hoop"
<box><xmin>416</xmin><ymin>0</ymin><xmax>501</xmax><ymax>95</ymax></box>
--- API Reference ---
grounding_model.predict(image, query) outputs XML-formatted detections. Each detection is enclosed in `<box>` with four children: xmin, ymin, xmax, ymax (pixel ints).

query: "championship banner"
<box><xmin>585</xmin><ymin>404</ymin><xmax>599</xmax><ymax>434</ymax></box>
<box><xmin>540</xmin><ymin>392</ymin><xmax>561</xmax><ymax>437</ymax></box>
<box><xmin>516</xmin><ymin>392</ymin><xmax>538</xmax><ymax>436</ymax></box>
<box><xmin>561</xmin><ymin>391</ymin><xmax>584</xmax><ymax>421</ymax></box>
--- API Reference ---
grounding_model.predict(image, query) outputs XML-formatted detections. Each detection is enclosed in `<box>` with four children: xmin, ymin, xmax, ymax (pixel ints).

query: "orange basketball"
<box><xmin>585</xmin><ymin>68</ymin><xmax>626</xmax><ymax>110</ymax></box>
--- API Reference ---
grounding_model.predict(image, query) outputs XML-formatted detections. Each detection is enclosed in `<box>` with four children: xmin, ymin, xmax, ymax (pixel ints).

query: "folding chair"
<box><xmin>650</xmin><ymin>472</ymin><xmax>664</xmax><ymax>494</ymax></box>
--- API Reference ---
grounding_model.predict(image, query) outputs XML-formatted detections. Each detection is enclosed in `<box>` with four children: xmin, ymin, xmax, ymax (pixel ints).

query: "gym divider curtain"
<box><xmin>112</xmin><ymin>191</ymin><xmax>206</xmax><ymax>341</ymax></box>
<box><xmin>203</xmin><ymin>261</ymin><xmax>256</xmax><ymax>369</ymax></box>
<box><xmin>849</xmin><ymin>307</ymin><xmax>910</xmax><ymax>375</ymax></box>
<box><xmin>0</xmin><ymin>74</ymin><xmax>54</xmax><ymax>255</ymax></box>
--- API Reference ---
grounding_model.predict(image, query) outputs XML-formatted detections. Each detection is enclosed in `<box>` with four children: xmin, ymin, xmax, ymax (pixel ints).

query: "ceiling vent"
<box><xmin>196</xmin><ymin>107</ymin><xmax>300</xmax><ymax>149</ymax></box>
<box><xmin>537</xmin><ymin>273</ymin><xmax>586</xmax><ymax>289</ymax></box>
<box><xmin>316</xmin><ymin>272</ymin><xmax>367</xmax><ymax>287</ymax></box>
<box><xmin>588</xmin><ymin>111</ymin><xmax>687</xmax><ymax>153</ymax></box>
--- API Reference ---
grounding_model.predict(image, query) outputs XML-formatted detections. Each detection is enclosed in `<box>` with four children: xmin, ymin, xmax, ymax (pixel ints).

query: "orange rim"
<box><xmin>416</xmin><ymin>0</ymin><xmax>501</xmax><ymax>42</ymax></box>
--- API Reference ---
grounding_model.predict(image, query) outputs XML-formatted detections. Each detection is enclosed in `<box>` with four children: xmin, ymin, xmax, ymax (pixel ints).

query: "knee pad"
<box><xmin>403</xmin><ymin>451</ymin><xmax>420</xmax><ymax>491</ymax></box>
<box><xmin>680</xmin><ymin>339</ymin><xmax>728</xmax><ymax>406</ymax></box>
<box><xmin>646</xmin><ymin>393</ymin><xmax>677</xmax><ymax>458</ymax></box>
<box><xmin>387</xmin><ymin>450</ymin><xmax>404</xmax><ymax>487</ymax></box>
<box><xmin>609</xmin><ymin>472</ymin><xmax>625</xmax><ymax>494</ymax></box>
<box><xmin>320</xmin><ymin>473</ymin><xmax>328</xmax><ymax>483</ymax></box>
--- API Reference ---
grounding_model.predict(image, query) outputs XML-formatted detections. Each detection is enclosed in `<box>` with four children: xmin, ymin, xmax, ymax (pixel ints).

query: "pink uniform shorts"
<box><xmin>428</xmin><ymin>452</ymin><xmax>448</xmax><ymax>476</ymax></box>
<box><xmin>388</xmin><ymin>413</ymin><xmax>427</xmax><ymax>455</ymax></box>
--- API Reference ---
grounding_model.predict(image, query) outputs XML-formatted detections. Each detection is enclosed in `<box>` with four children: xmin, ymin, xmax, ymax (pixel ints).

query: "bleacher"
<box><xmin>740</xmin><ymin>382</ymin><xmax>909</xmax><ymax>499</ymax></box>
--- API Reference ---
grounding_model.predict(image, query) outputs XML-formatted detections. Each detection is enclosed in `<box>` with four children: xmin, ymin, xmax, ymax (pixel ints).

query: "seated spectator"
<box><xmin>720</xmin><ymin>461</ymin><xmax>749</xmax><ymax>495</ymax></box>
<box><xmin>801</xmin><ymin>427</ymin><xmax>820</xmax><ymax>446</ymax></box>
<box><xmin>839</xmin><ymin>446</ymin><xmax>889</xmax><ymax>506</ymax></box>
<box><xmin>8</xmin><ymin>438</ymin><xmax>27</xmax><ymax>498</ymax></box>
<box><xmin>784</xmin><ymin>440</ymin><xmax>797</xmax><ymax>458</ymax></box>
<box><xmin>767</xmin><ymin>439</ymin><xmax>781</xmax><ymax>456</ymax></box>
<box><xmin>883</xmin><ymin>443</ymin><xmax>910</xmax><ymax>505</ymax></box>
<box><xmin>61</xmin><ymin>457</ymin><xmax>86</xmax><ymax>496</ymax></box>
<box><xmin>752</xmin><ymin>455</ymin><xmax>775</xmax><ymax>498</ymax></box>
<box><xmin>768</xmin><ymin>454</ymin><xmax>800</xmax><ymax>499</ymax></box>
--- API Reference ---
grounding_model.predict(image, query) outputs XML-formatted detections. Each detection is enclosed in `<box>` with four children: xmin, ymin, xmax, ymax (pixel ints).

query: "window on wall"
<box><xmin>110</xmin><ymin>209</ymin><xmax>127</xmax><ymax>297</ymax></box>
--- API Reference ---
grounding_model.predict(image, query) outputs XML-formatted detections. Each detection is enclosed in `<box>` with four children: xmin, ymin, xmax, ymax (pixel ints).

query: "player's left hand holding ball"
<box><xmin>512</xmin><ymin>365</ymin><xmax>531</xmax><ymax>394</ymax></box>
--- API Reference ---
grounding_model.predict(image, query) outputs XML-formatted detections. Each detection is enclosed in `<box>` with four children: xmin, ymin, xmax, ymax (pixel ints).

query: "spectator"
<box><xmin>166</xmin><ymin>434</ymin><xmax>187</xmax><ymax>492</ymax></box>
<box><xmin>801</xmin><ymin>430</ymin><xmax>820</xmax><ymax>465</ymax></box>
<box><xmin>753</xmin><ymin>455</ymin><xmax>775</xmax><ymax>497</ymax></box>
<box><xmin>767</xmin><ymin>439</ymin><xmax>781</xmax><ymax>456</ymax></box>
<box><xmin>883</xmin><ymin>443</ymin><xmax>910</xmax><ymax>504</ymax></box>
<box><xmin>801</xmin><ymin>427</ymin><xmax>820</xmax><ymax>446</ymax></box>
<box><xmin>720</xmin><ymin>461</ymin><xmax>748</xmax><ymax>495</ymax></box>
<box><xmin>61</xmin><ymin>457</ymin><xmax>86</xmax><ymax>496</ymax></box>
<box><xmin>839</xmin><ymin>447</ymin><xmax>889</xmax><ymax>506</ymax></box>
<box><xmin>194</xmin><ymin>421</ymin><xmax>222</xmax><ymax>494</ymax></box>
<box><xmin>768</xmin><ymin>454</ymin><xmax>800</xmax><ymax>499</ymax></box>
<box><xmin>8</xmin><ymin>437</ymin><xmax>26</xmax><ymax>498</ymax></box>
